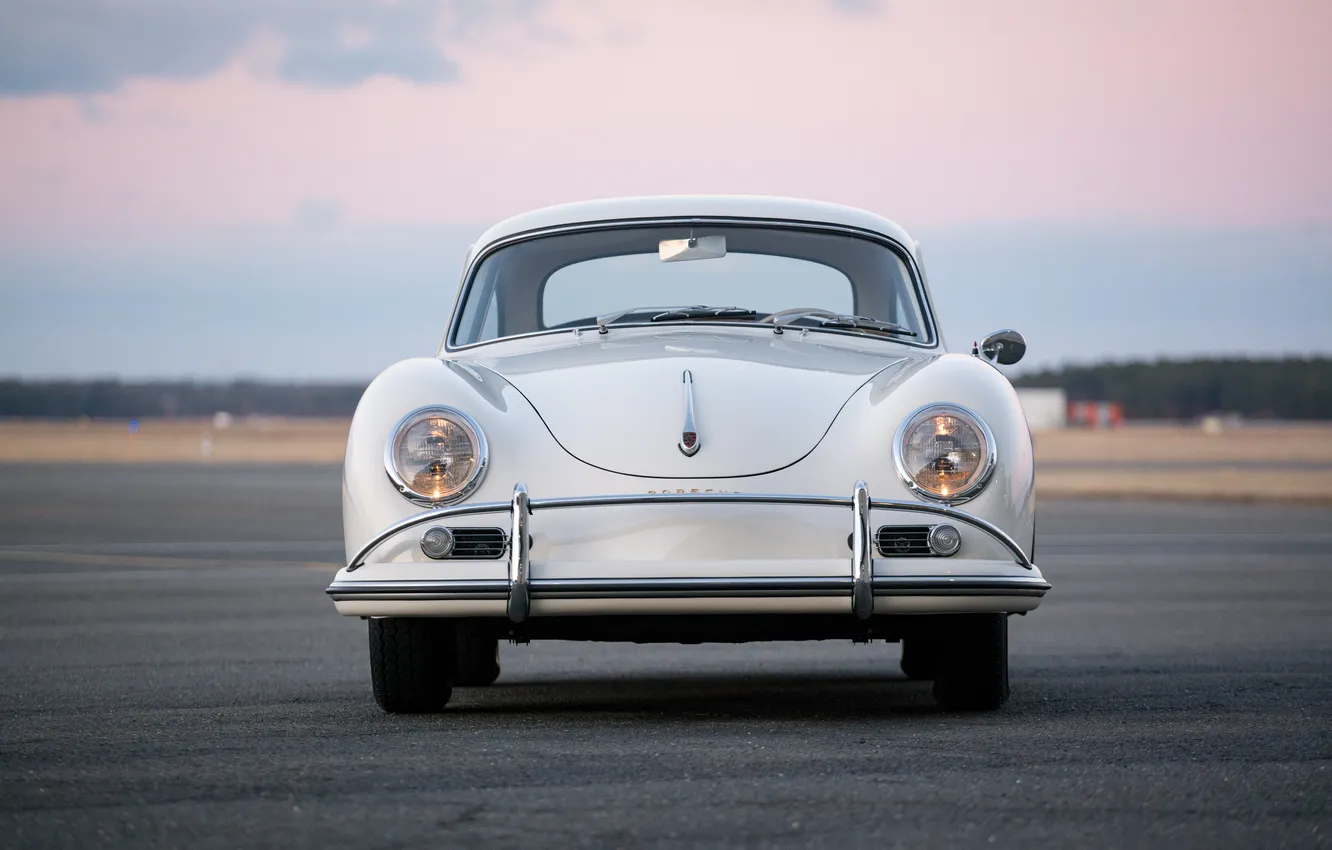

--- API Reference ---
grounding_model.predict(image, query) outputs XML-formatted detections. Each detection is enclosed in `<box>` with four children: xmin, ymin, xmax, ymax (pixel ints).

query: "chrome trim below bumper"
<box><xmin>326</xmin><ymin>574</ymin><xmax>1051</xmax><ymax>603</ymax></box>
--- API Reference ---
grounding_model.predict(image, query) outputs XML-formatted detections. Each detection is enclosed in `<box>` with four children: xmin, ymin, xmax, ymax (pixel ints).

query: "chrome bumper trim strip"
<box><xmin>345</xmin><ymin>486</ymin><xmax>1035</xmax><ymax>573</ymax></box>
<box><xmin>533</xmin><ymin>576</ymin><xmax>854</xmax><ymax>598</ymax></box>
<box><xmin>872</xmin><ymin>576</ymin><xmax>1050</xmax><ymax>597</ymax></box>
<box><xmin>327</xmin><ymin>579</ymin><xmax>509</xmax><ymax>600</ymax></box>
<box><xmin>326</xmin><ymin>575</ymin><xmax>1050</xmax><ymax>603</ymax></box>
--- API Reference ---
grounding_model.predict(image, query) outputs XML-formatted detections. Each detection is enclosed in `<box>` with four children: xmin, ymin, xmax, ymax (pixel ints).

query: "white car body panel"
<box><xmin>332</xmin><ymin>196</ymin><xmax>1043</xmax><ymax>622</ymax></box>
<box><xmin>472</xmin><ymin>330</ymin><xmax>914</xmax><ymax>478</ymax></box>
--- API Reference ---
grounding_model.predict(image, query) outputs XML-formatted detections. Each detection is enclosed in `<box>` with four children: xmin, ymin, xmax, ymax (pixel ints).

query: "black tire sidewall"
<box><xmin>931</xmin><ymin>614</ymin><xmax>1010</xmax><ymax>711</ymax></box>
<box><xmin>368</xmin><ymin>618</ymin><xmax>456</xmax><ymax>713</ymax></box>
<box><xmin>454</xmin><ymin>627</ymin><xmax>501</xmax><ymax>687</ymax></box>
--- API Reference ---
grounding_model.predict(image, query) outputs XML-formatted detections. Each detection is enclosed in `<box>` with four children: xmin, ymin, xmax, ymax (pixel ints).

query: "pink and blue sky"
<box><xmin>2</xmin><ymin>0</ymin><xmax>1330</xmax><ymax>378</ymax></box>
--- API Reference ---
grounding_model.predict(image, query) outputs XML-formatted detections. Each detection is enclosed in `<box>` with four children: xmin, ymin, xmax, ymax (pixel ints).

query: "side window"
<box><xmin>891</xmin><ymin>284</ymin><xmax>920</xmax><ymax>335</ymax></box>
<box><xmin>479</xmin><ymin>292</ymin><xmax>499</xmax><ymax>340</ymax></box>
<box><xmin>899</xmin><ymin>274</ymin><xmax>926</xmax><ymax>337</ymax></box>
<box><xmin>454</xmin><ymin>268</ymin><xmax>500</xmax><ymax>344</ymax></box>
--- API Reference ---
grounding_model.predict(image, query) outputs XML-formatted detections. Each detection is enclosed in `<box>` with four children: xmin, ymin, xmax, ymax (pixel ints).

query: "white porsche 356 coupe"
<box><xmin>328</xmin><ymin>196</ymin><xmax>1047</xmax><ymax>713</ymax></box>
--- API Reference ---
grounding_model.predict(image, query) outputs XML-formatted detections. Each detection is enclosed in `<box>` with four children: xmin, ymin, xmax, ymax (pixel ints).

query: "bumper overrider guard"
<box><xmin>327</xmin><ymin>481</ymin><xmax>1049</xmax><ymax>621</ymax></box>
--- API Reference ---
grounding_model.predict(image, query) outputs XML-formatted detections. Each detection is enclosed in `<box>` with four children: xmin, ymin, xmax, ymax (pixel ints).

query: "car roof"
<box><xmin>469</xmin><ymin>195</ymin><xmax>919</xmax><ymax>260</ymax></box>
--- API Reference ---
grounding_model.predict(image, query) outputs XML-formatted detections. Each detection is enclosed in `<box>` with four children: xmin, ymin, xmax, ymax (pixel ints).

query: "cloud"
<box><xmin>0</xmin><ymin>0</ymin><xmax>524</xmax><ymax>95</ymax></box>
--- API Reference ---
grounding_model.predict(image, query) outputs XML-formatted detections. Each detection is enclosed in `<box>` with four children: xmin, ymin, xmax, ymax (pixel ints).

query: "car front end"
<box><xmin>329</xmin><ymin>196</ymin><xmax>1046</xmax><ymax>712</ymax></box>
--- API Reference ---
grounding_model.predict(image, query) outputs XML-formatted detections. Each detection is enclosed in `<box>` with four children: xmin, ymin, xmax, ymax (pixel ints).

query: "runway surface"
<box><xmin>1</xmin><ymin>465</ymin><xmax>1329</xmax><ymax>848</ymax></box>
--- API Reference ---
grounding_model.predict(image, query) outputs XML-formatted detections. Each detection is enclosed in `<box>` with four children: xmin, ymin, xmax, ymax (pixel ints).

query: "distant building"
<box><xmin>1067</xmin><ymin>401</ymin><xmax>1124</xmax><ymax>429</ymax></box>
<box><xmin>1016</xmin><ymin>388</ymin><xmax>1067</xmax><ymax>430</ymax></box>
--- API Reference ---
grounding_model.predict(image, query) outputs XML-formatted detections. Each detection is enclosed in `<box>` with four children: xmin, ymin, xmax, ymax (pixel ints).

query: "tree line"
<box><xmin>1</xmin><ymin>356</ymin><xmax>1329</xmax><ymax>420</ymax></box>
<box><xmin>0</xmin><ymin>379</ymin><xmax>367</xmax><ymax>419</ymax></box>
<box><xmin>1012</xmin><ymin>357</ymin><xmax>1332</xmax><ymax>420</ymax></box>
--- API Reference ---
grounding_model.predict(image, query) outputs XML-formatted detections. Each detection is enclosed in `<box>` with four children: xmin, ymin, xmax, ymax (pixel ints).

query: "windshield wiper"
<box><xmin>818</xmin><ymin>314</ymin><xmax>917</xmax><ymax>336</ymax></box>
<box><xmin>650</xmin><ymin>306</ymin><xmax>758</xmax><ymax>322</ymax></box>
<box><xmin>595</xmin><ymin>305</ymin><xmax>758</xmax><ymax>334</ymax></box>
<box><xmin>765</xmin><ymin>308</ymin><xmax>917</xmax><ymax>338</ymax></box>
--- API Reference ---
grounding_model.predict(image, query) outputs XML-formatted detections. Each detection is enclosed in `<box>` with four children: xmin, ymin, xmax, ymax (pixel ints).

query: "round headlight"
<box><xmin>894</xmin><ymin>404</ymin><xmax>995</xmax><ymax>504</ymax></box>
<box><xmin>385</xmin><ymin>407</ymin><xmax>487</xmax><ymax>504</ymax></box>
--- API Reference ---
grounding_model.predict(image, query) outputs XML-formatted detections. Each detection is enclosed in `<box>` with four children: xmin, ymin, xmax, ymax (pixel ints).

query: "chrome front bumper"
<box><xmin>328</xmin><ymin>481</ymin><xmax>1048</xmax><ymax>620</ymax></box>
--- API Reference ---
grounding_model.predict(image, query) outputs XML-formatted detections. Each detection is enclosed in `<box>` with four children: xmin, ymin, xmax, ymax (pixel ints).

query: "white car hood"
<box><xmin>464</xmin><ymin>330</ymin><xmax>915</xmax><ymax>479</ymax></box>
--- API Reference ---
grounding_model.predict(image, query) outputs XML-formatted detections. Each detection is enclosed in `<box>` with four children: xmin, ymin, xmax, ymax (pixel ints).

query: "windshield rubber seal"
<box><xmin>440</xmin><ymin>216</ymin><xmax>940</xmax><ymax>355</ymax></box>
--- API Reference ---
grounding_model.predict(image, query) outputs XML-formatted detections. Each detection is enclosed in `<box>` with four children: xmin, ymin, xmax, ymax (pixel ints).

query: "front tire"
<box><xmin>454</xmin><ymin>624</ymin><xmax>501</xmax><ymax>687</ymax></box>
<box><xmin>931</xmin><ymin>614</ymin><xmax>1009</xmax><ymax>711</ymax></box>
<box><xmin>368</xmin><ymin>618</ymin><xmax>455</xmax><ymax>713</ymax></box>
<box><xmin>899</xmin><ymin>638</ymin><xmax>939</xmax><ymax>681</ymax></box>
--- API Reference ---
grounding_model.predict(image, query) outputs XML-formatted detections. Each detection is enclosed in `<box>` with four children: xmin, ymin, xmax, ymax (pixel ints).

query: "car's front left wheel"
<box><xmin>368</xmin><ymin>617</ymin><xmax>456</xmax><ymax>713</ymax></box>
<box><xmin>930</xmin><ymin>614</ymin><xmax>1010</xmax><ymax>711</ymax></box>
<box><xmin>899</xmin><ymin>638</ymin><xmax>940</xmax><ymax>681</ymax></box>
<box><xmin>454</xmin><ymin>623</ymin><xmax>501</xmax><ymax>687</ymax></box>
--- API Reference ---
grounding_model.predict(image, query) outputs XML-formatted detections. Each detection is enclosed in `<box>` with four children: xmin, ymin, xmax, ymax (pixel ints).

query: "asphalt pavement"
<box><xmin>1</xmin><ymin>464</ymin><xmax>1329</xmax><ymax>848</ymax></box>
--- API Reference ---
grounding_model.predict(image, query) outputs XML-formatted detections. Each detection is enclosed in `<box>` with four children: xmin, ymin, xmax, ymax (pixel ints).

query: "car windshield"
<box><xmin>449</xmin><ymin>223</ymin><xmax>933</xmax><ymax>347</ymax></box>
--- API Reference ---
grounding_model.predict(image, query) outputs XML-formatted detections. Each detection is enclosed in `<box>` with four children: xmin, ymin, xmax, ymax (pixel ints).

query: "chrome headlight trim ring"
<box><xmin>383</xmin><ymin>405</ymin><xmax>489</xmax><ymax>506</ymax></box>
<box><xmin>892</xmin><ymin>402</ymin><xmax>997</xmax><ymax>506</ymax></box>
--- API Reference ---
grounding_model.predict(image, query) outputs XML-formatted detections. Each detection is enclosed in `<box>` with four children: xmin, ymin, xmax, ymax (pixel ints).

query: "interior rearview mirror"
<box><xmin>980</xmin><ymin>329</ymin><xmax>1026</xmax><ymax>366</ymax></box>
<box><xmin>659</xmin><ymin>235</ymin><xmax>727</xmax><ymax>263</ymax></box>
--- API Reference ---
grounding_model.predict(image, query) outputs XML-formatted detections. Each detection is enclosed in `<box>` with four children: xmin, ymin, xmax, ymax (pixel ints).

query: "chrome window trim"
<box><xmin>383</xmin><ymin>405</ymin><xmax>490</xmax><ymax>507</ymax></box>
<box><xmin>440</xmin><ymin>217</ymin><xmax>940</xmax><ymax>354</ymax></box>
<box><xmin>892</xmin><ymin>403</ymin><xmax>998</xmax><ymax>506</ymax></box>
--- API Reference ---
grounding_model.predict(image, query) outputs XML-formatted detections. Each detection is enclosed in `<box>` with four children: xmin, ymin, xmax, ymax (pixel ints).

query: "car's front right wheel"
<box><xmin>930</xmin><ymin>614</ymin><xmax>1010</xmax><ymax>711</ymax></box>
<box><xmin>368</xmin><ymin>617</ymin><xmax>455</xmax><ymax>713</ymax></box>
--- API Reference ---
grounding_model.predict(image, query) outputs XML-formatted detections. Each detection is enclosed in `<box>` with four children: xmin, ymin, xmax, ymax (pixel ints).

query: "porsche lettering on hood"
<box><xmin>468</xmin><ymin>331</ymin><xmax>912</xmax><ymax>479</ymax></box>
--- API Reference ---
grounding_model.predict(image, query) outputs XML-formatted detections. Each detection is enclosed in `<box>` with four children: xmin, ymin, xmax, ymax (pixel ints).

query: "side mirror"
<box><xmin>979</xmin><ymin>329</ymin><xmax>1026</xmax><ymax>366</ymax></box>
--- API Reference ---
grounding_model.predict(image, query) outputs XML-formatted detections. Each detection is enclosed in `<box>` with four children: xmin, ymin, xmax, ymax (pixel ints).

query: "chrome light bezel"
<box><xmin>893</xmin><ymin>403</ymin><xmax>997</xmax><ymax>505</ymax></box>
<box><xmin>384</xmin><ymin>406</ymin><xmax>489</xmax><ymax>506</ymax></box>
